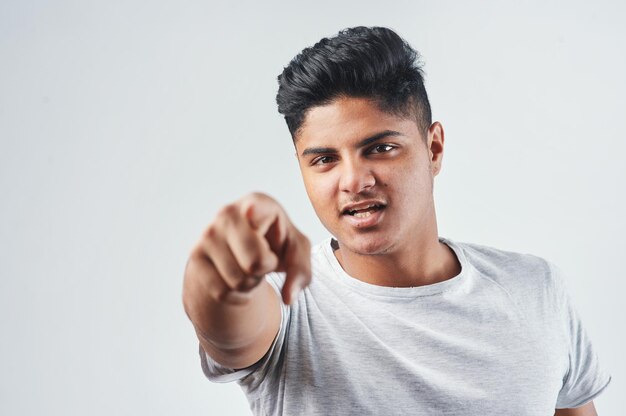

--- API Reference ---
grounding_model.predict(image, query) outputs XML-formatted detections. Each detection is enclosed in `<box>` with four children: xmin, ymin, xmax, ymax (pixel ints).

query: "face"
<box><xmin>295</xmin><ymin>96</ymin><xmax>445</xmax><ymax>256</ymax></box>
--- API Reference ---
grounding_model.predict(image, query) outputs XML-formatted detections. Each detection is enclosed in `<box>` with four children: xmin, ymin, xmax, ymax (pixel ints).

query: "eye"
<box><xmin>311</xmin><ymin>155</ymin><xmax>336</xmax><ymax>166</ymax></box>
<box><xmin>368</xmin><ymin>144</ymin><xmax>395</xmax><ymax>154</ymax></box>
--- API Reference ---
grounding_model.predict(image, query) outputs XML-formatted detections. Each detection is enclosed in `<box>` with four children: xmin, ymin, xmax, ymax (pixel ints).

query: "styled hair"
<box><xmin>276</xmin><ymin>26</ymin><xmax>432</xmax><ymax>140</ymax></box>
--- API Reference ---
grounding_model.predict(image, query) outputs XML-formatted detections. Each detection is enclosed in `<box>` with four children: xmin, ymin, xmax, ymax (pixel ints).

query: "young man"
<box><xmin>182</xmin><ymin>26</ymin><xmax>611</xmax><ymax>415</ymax></box>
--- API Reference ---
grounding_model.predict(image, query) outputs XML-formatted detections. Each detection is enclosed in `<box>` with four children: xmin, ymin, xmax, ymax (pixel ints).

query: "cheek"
<box><xmin>383</xmin><ymin>162</ymin><xmax>432</xmax><ymax>201</ymax></box>
<box><xmin>302</xmin><ymin>172</ymin><xmax>338</xmax><ymax>211</ymax></box>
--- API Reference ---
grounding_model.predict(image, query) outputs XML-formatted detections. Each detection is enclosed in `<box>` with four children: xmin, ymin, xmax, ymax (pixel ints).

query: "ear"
<box><xmin>427</xmin><ymin>121</ymin><xmax>445</xmax><ymax>177</ymax></box>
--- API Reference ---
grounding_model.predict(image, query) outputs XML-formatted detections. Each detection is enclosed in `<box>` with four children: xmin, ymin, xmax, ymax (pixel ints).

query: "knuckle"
<box><xmin>240</xmin><ymin>254</ymin><xmax>263</xmax><ymax>275</ymax></box>
<box><xmin>216</xmin><ymin>203</ymin><xmax>238</xmax><ymax>222</ymax></box>
<box><xmin>190</xmin><ymin>237</ymin><xmax>206</xmax><ymax>254</ymax></box>
<box><xmin>185</xmin><ymin>253</ymin><xmax>207</xmax><ymax>278</ymax></box>
<box><xmin>207</xmin><ymin>278</ymin><xmax>230</xmax><ymax>302</ymax></box>
<box><xmin>203</xmin><ymin>205</ymin><xmax>238</xmax><ymax>241</ymax></box>
<box><xmin>239</xmin><ymin>194</ymin><xmax>260</xmax><ymax>216</ymax></box>
<box><xmin>241</xmin><ymin>192</ymin><xmax>274</xmax><ymax>210</ymax></box>
<box><xmin>223</xmin><ymin>264</ymin><xmax>245</xmax><ymax>285</ymax></box>
<box><xmin>212</xmin><ymin>287</ymin><xmax>230</xmax><ymax>303</ymax></box>
<box><xmin>202</xmin><ymin>223</ymin><xmax>219</xmax><ymax>241</ymax></box>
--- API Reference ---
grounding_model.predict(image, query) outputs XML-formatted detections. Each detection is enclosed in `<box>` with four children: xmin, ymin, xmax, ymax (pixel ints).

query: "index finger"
<box><xmin>279</xmin><ymin>231</ymin><xmax>311</xmax><ymax>305</ymax></box>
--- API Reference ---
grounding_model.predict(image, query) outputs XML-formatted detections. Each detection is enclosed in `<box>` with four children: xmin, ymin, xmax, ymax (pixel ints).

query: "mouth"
<box><xmin>342</xmin><ymin>203</ymin><xmax>386</xmax><ymax>218</ymax></box>
<box><xmin>341</xmin><ymin>202</ymin><xmax>387</xmax><ymax>228</ymax></box>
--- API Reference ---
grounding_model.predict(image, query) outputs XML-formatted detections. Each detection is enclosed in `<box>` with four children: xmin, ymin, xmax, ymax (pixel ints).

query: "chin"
<box><xmin>339</xmin><ymin>232</ymin><xmax>395</xmax><ymax>256</ymax></box>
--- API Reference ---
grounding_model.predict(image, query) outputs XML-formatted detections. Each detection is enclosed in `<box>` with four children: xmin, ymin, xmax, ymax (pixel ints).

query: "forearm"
<box><xmin>183</xmin><ymin>278</ymin><xmax>280</xmax><ymax>367</ymax></box>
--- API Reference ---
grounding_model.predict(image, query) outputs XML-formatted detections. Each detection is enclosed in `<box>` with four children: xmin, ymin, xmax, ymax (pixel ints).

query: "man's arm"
<box><xmin>185</xmin><ymin>270</ymin><xmax>282</xmax><ymax>369</ymax></box>
<box><xmin>182</xmin><ymin>193</ymin><xmax>311</xmax><ymax>369</ymax></box>
<box><xmin>555</xmin><ymin>401</ymin><xmax>597</xmax><ymax>416</ymax></box>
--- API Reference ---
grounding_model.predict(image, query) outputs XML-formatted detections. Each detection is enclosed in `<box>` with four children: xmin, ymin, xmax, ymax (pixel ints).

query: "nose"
<box><xmin>339</xmin><ymin>159</ymin><xmax>376</xmax><ymax>194</ymax></box>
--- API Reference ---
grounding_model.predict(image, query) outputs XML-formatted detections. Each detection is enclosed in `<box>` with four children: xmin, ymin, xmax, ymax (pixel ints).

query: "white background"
<box><xmin>1</xmin><ymin>0</ymin><xmax>623</xmax><ymax>414</ymax></box>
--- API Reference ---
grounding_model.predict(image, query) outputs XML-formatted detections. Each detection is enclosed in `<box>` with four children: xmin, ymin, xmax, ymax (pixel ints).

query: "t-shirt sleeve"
<box><xmin>549</xmin><ymin>262</ymin><xmax>612</xmax><ymax>409</ymax></box>
<box><xmin>198</xmin><ymin>272</ymin><xmax>290</xmax><ymax>393</ymax></box>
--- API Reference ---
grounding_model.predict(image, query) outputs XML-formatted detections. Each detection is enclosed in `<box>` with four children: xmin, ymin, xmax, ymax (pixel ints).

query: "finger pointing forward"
<box><xmin>240</xmin><ymin>193</ymin><xmax>311</xmax><ymax>305</ymax></box>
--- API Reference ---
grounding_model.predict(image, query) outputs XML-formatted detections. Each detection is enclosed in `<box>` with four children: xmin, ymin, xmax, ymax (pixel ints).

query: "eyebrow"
<box><xmin>300</xmin><ymin>130</ymin><xmax>403</xmax><ymax>157</ymax></box>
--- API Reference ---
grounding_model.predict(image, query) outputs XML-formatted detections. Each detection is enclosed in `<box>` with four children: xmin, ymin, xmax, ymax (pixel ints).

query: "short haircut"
<box><xmin>276</xmin><ymin>26</ymin><xmax>432</xmax><ymax>141</ymax></box>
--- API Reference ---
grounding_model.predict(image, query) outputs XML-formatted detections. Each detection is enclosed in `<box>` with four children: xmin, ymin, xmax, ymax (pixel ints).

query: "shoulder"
<box><xmin>457</xmin><ymin>240</ymin><xmax>549</xmax><ymax>274</ymax></box>
<box><xmin>452</xmin><ymin>239</ymin><xmax>564</xmax><ymax>297</ymax></box>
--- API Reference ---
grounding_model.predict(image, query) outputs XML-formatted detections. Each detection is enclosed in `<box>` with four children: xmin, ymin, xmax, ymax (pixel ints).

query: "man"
<box><xmin>182</xmin><ymin>26</ymin><xmax>611</xmax><ymax>415</ymax></box>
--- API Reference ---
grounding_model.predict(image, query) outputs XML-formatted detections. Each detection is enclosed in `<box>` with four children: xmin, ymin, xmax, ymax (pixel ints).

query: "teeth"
<box><xmin>346</xmin><ymin>204</ymin><xmax>383</xmax><ymax>217</ymax></box>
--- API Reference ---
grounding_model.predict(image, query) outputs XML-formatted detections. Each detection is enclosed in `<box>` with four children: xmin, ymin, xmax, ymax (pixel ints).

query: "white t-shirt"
<box><xmin>200</xmin><ymin>237</ymin><xmax>611</xmax><ymax>415</ymax></box>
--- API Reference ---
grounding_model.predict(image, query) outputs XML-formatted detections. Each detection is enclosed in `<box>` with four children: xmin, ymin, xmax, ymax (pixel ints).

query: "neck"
<box><xmin>333</xmin><ymin>222</ymin><xmax>461</xmax><ymax>288</ymax></box>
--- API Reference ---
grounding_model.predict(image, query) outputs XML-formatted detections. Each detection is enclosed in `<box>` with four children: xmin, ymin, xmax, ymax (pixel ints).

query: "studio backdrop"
<box><xmin>0</xmin><ymin>0</ymin><xmax>623</xmax><ymax>414</ymax></box>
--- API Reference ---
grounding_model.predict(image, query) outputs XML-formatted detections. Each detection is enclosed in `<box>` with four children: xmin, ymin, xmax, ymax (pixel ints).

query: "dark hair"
<box><xmin>276</xmin><ymin>26</ymin><xmax>432</xmax><ymax>140</ymax></box>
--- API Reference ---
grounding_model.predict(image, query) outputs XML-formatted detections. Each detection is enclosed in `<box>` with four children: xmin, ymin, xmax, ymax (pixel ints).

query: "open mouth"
<box><xmin>343</xmin><ymin>204</ymin><xmax>386</xmax><ymax>218</ymax></box>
